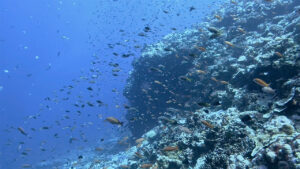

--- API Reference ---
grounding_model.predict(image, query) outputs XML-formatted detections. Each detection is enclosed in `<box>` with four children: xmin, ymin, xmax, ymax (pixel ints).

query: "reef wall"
<box><xmin>115</xmin><ymin>0</ymin><xmax>300</xmax><ymax>168</ymax></box>
<box><xmin>124</xmin><ymin>0</ymin><xmax>300</xmax><ymax>138</ymax></box>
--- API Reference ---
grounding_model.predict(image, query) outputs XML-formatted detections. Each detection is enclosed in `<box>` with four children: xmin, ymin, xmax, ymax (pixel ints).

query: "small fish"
<box><xmin>22</xmin><ymin>164</ymin><xmax>32</xmax><ymax>168</ymax></box>
<box><xmin>164</xmin><ymin>48</ymin><xmax>172</xmax><ymax>52</ymax></box>
<box><xmin>195</xmin><ymin>46</ymin><xmax>206</xmax><ymax>52</ymax></box>
<box><xmin>219</xmin><ymin>80</ymin><xmax>229</xmax><ymax>85</ymax></box>
<box><xmin>224</xmin><ymin>41</ymin><xmax>234</xmax><ymax>47</ymax></box>
<box><xmin>159</xmin><ymin>117</ymin><xmax>177</xmax><ymax>124</ymax></box>
<box><xmin>105</xmin><ymin>117</ymin><xmax>123</xmax><ymax>126</ymax></box>
<box><xmin>138</xmin><ymin>32</ymin><xmax>146</xmax><ymax>37</ymax></box>
<box><xmin>211</xmin><ymin>77</ymin><xmax>218</xmax><ymax>82</ymax></box>
<box><xmin>197</xmin><ymin>102</ymin><xmax>210</xmax><ymax>107</ymax></box>
<box><xmin>140</xmin><ymin>164</ymin><xmax>153</xmax><ymax>168</ymax></box>
<box><xmin>275</xmin><ymin>52</ymin><xmax>283</xmax><ymax>57</ymax></box>
<box><xmin>135</xmin><ymin>152</ymin><xmax>143</xmax><ymax>158</ymax></box>
<box><xmin>69</xmin><ymin>137</ymin><xmax>77</xmax><ymax>144</ymax></box>
<box><xmin>237</xmin><ymin>28</ymin><xmax>246</xmax><ymax>34</ymax></box>
<box><xmin>231</xmin><ymin>0</ymin><xmax>237</xmax><ymax>4</ymax></box>
<box><xmin>135</xmin><ymin>138</ymin><xmax>145</xmax><ymax>144</ymax></box>
<box><xmin>17</xmin><ymin>127</ymin><xmax>28</xmax><ymax>136</ymax></box>
<box><xmin>166</xmin><ymin>100</ymin><xmax>173</xmax><ymax>104</ymax></box>
<box><xmin>112</xmin><ymin>68</ymin><xmax>121</xmax><ymax>72</ymax></box>
<box><xmin>109</xmin><ymin>63</ymin><xmax>119</xmax><ymax>67</ymax></box>
<box><xmin>87</xmin><ymin>102</ymin><xmax>94</xmax><ymax>107</ymax></box>
<box><xmin>207</xmin><ymin>27</ymin><xmax>220</xmax><ymax>34</ymax></box>
<box><xmin>189</xmin><ymin>6</ymin><xmax>195</xmax><ymax>12</ymax></box>
<box><xmin>179</xmin><ymin>76</ymin><xmax>192</xmax><ymax>82</ymax></box>
<box><xmin>253</xmin><ymin>78</ymin><xmax>269</xmax><ymax>87</ymax></box>
<box><xmin>95</xmin><ymin>147</ymin><xmax>103</xmax><ymax>152</ymax></box>
<box><xmin>154</xmin><ymin>80</ymin><xmax>163</xmax><ymax>85</ymax></box>
<box><xmin>178</xmin><ymin>126</ymin><xmax>192</xmax><ymax>134</ymax></box>
<box><xmin>21</xmin><ymin>152</ymin><xmax>28</xmax><ymax>156</ymax></box>
<box><xmin>124</xmin><ymin>104</ymin><xmax>131</xmax><ymax>109</ymax></box>
<box><xmin>189</xmin><ymin>53</ymin><xmax>197</xmax><ymax>58</ymax></box>
<box><xmin>122</xmin><ymin>53</ymin><xmax>133</xmax><ymax>58</ymax></box>
<box><xmin>143</xmin><ymin>26</ymin><xmax>151</xmax><ymax>32</ymax></box>
<box><xmin>215</xmin><ymin>15</ymin><xmax>222</xmax><ymax>20</ymax></box>
<box><xmin>201</xmin><ymin>120</ymin><xmax>214</xmax><ymax>129</ymax></box>
<box><xmin>163</xmin><ymin>146</ymin><xmax>179</xmax><ymax>151</ymax></box>
<box><xmin>96</xmin><ymin>100</ymin><xmax>103</xmax><ymax>105</ymax></box>
<box><xmin>118</xmin><ymin>136</ymin><xmax>129</xmax><ymax>144</ymax></box>
<box><xmin>41</xmin><ymin>126</ymin><xmax>49</xmax><ymax>130</ymax></box>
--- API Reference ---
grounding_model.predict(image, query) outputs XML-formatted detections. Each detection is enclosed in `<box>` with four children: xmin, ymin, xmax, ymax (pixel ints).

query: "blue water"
<box><xmin>0</xmin><ymin>0</ymin><xmax>223</xmax><ymax>168</ymax></box>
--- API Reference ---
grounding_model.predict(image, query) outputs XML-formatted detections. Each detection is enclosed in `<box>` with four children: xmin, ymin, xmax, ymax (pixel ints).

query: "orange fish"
<box><xmin>105</xmin><ymin>117</ymin><xmax>123</xmax><ymax>126</ymax></box>
<box><xmin>253</xmin><ymin>78</ymin><xmax>269</xmax><ymax>87</ymax></box>
<box><xmin>166</xmin><ymin>100</ymin><xmax>173</xmax><ymax>104</ymax></box>
<box><xmin>215</xmin><ymin>15</ymin><xmax>222</xmax><ymax>20</ymax></box>
<box><xmin>211</xmin><ymin>77</ymin><xmax>218</xmax><ymax>82</ymax></box>
<box><xmin>201</xmin><ymin>120</ymin><xmax>214</xmax><ymax>129</ymax></box>
<box><xmin>154</xmin><ymin>80</ymin><xmax>163</xmax><ymax>85</ymax></box>
<box><xmin>163</xmin><ymin>146</ymin><xmax>179</xmax><ymax>151</ymax></box>
<box><xmin>195</xmin><ymin>46</ymin><xmax>206</xmax><ymax>52</ymax></box>
<box><xmin>119</xmin><ymin>136</ymin><xmax>129</xmax><ymax>144</ymax></box>
<box><xmin>224</xmin><ymin>41</ymin><xmax>234</xmax><ymax>47</ymax></box>
<box><xmin>140</xmin><ymin>164</ymin><xmax>153</xmax><ymax>168</ymax></box>
<box><xmin>237</xmin><ymin>28</ymin><xmax>246</xmax><ymax>34</ymax></box>
<box><xmin>196</xmin><ymin>70</ymin><xmax>206</xmax><ymax>74</ymax></box>
<box><xmin>219</xmin><ymin>80</ymin><xmax>229</xmax><ymax>85</ymax></box>
<box><xmin>135</xmin><ymin>152</ymin><xmax>143</xmax><ymax>158</ymax></box>
<box><xmin>135</xmin><ymin>138</ymin><xmax>145</xmax><ymax>144</ymax></box>
<box><xmin>275</xmin><ymin>52</ymin><xmax>283</xmax><ymax>57</ymax></box>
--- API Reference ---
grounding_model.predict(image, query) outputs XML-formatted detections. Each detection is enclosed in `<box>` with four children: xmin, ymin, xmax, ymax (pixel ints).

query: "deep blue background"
<box><xmin>0</xmin><ymin>0</ymin><xmax>223</xmax><ymax>168</ymax></box>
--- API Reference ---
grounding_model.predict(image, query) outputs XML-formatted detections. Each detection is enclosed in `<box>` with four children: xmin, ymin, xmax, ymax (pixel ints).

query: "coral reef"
<box><xmin>120</xmin><ymin>0</ymin><xmax>300</xmax><ymax>168</ymax></box>
<box><xmin>61</xmin><ymin>0</ymin><xmax>300</xmax><ymax>168</ymax></box>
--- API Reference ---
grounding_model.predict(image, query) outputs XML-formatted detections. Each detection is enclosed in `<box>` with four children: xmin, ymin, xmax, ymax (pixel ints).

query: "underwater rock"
<box><xmin>144</xmin><ymin>129</ymin><xmax>157</xmax><ymax>140</ymax></box>
<box><xmin>275</xmin><ymin>87</ymin><xmax>296</xmax><ymax>107</ymax></box>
